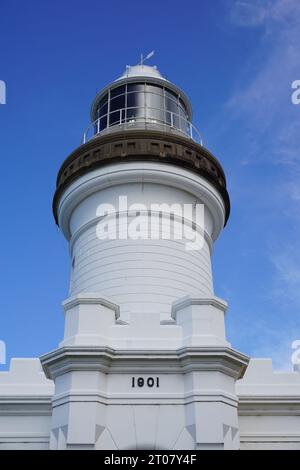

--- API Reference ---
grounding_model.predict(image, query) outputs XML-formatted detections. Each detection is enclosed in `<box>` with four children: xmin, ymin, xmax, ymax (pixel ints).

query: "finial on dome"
<box><xmin>139</xmin><ymin>50</ymin><xmax>155</xmax><ymax>65</ymax></box>
<box><xmin>115</xmin><ymin>51</ymin><xmax>164</xmax><ymax>81</ymax></box>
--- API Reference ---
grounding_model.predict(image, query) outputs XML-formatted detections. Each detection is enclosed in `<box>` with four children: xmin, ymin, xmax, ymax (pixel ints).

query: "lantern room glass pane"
<box><xmin>165</xmin><ymin>96</ymin><xmax>178</xmax><ymax>115</ymax></box>
<box><xmin>145</xmin><ymin>92</ymin><xmax>164</xmax><ymax>122</ymax></box>
<box><xmin>99</xmin><ymin>115</ymin><xmax>107</xmax><ymax>131</ymax></box>
<box><xmin>145</xmin><ymin>92</ymin><xmax>164</xmax><ymax>109</ymax></box>
<box><xmin>146</xmin><ymin>84</ymin><xmax>163</xmax><ymax>95</ymax></box>
<box><xmin>110</xmin><ymin>85</ymin><xmax>125</xmax><ymax>98</ymax></box>
<box><xmin>110</xmin><ymin>94</ymin><xmax>125</xmax><ymax>112</ymax></box>
<box><xmin>146</xmin><ymin>107</ymin><xmax>164</xmax><ymax>122</ymax></box>
<box><xmin>127</xmin><ymin>83</ymin><xmax>145</xmax><ymax>92</ymax></box>
<box><xmin>98</xmin><ymin>94</ymin><xmax>108</xmax><ymax>109</ymax></box>
<box><xmin>97</xmin><ymin>102</ymin><xmax>108</xmax><ymax>118</ymax></box>
<box><xmin>127</xmin><ymin>91</ymin><xmax>145</xmax><ymax>109</ymax></box>
<box><xmin>109</xmin><ymin>110</ymin><xmax>121</xmax><ymax>126</ymax></box>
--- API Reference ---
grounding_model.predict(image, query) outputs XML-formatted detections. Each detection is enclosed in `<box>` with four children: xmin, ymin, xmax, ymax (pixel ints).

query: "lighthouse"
<box><xmin>40</xmin><ymin>62</ymin><xmax>249</xmax><ymax>450</ymax></box>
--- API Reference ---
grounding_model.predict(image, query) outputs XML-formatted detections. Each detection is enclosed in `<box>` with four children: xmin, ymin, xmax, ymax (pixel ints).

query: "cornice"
<box><xmin>62</xmin><ymin>294</ymin><xmax>120</xmax><ymax>318</ymax></box>
<box><xmin>0</xmin><ymin>396</ymin><xmax>52</xmax><ymax>416</ymax></box>
<box><xmin>171</xmin><ymin>296</ymin><xmax>228</xmax><ymax>319</ymax></box>
<box><xmin>53</xmin><ymin>130</ymin><xmax>230</xmax><ymax>226</ymax></box>
<box><xmin>238</xmin><ymin>395</ymin><xmax>300</xmax><ymax>415</ymax></box>
<box><xmin>40</xmin><ymin>345</ymin><xmax>249</xmax><ymax>381</ymax></box>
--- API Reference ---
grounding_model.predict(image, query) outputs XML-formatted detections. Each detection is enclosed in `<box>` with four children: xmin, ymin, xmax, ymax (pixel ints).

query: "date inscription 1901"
<box><xmin>131</xmin><ymin>376</ymin><xmax>160</xmax><ymax>388</ymax></box>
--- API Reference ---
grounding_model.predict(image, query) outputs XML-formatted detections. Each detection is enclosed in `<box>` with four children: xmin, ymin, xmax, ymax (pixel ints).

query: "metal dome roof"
<box><xmin>116</xmin><ymin>64</ymin><xmax>167</xmax><ymax>81</ymax></box>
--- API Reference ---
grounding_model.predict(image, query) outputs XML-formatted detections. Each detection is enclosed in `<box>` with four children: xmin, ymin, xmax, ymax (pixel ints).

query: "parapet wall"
<box><xmin>237</xmin><ymin>358</ymin><xmax>300</xmax><ymax>450</ymax></box>
<box><xmin>0</xmin><ymin>358</ymin><xmax>53</xmax><ymax>449</ymax></box>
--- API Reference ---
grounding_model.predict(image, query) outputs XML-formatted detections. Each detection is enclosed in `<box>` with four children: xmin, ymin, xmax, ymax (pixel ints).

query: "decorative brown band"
<box><xmin>53</xmin><ymin>130</ymin><xmax>230</xmax><ymax>225</ymax></box>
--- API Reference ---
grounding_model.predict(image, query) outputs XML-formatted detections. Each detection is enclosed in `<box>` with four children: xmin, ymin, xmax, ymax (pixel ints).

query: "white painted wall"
<box><xmin>58</xmin><ymin>162</ymin><xmax>225</xmax><ymax>322</ymax></box>
<box><xmin>237</xmin><ymin>358</ymin><xmax>300</xmax><ymax>450</ymax></box>
<box><xmin>0</xmin><ymin>359</ymin><xmax>53</xmax><ymax>449</ymax></box>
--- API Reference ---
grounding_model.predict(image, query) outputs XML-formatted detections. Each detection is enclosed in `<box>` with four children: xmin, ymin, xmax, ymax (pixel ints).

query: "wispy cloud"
<box><xmin>223</xmin><ymin>1</ymin><xmax>300</xmax><ymax>369</ymax></box>
<box><xmin>229</xmin><ymin>1</ymin><xmax>269</xmax><ymax>28</ymax></box>
<box><xmin>228</xmin><ymin>307</ymin><xmax>297</xmax><ymax>370</ymax></box>
<box><xmin>230</xmin><ymin>0</ymin><xmax>300</xmax><ymax>29</ymax></box>
<box><xmin>228</xmin><ymin>0</ymin><xmax>300</xmax><ymax>300</ymax></box>
<box><xmin>228</xmin><ymin>0</ymin><xmax>300</xmax><ymax>165</ymax></box>
<box><xmin>270</xmin><ymin>247</ymin><xmax>300</xmax><ymax>304</ymax></box>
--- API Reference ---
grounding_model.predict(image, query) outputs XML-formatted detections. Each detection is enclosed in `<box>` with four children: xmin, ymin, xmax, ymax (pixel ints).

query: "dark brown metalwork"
<box><xmin>53</xmin><ymin>130</ymin><xmax>230</xmax><ymax>225</ymax></box>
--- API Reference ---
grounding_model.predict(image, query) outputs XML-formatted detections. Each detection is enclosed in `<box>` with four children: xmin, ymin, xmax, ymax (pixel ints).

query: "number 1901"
<box><xmin>131</xmin><ymin>377</ymin><xmax>160</xmax><ymax>388</ymax></box>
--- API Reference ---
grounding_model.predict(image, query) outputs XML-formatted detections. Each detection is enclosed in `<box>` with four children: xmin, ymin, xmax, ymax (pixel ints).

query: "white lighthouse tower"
<box><xmin>41</xmin><ymin>63</ymin><xmax>249</xmax><ymax>450</ymax></box>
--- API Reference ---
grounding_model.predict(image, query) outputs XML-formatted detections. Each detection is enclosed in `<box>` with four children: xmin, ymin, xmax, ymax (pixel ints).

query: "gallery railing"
<box><xmin>82</xmin><ymin>106</ymin><xmax>203</xmax><ymax>145</ymax></box>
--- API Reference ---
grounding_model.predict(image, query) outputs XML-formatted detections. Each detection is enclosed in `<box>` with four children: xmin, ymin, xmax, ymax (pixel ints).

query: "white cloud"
<box><xmin>223</xmin><ymin>1</ymin><xmax>300</xmax><ymax>370</ymax></box>
<box><xmin>230</xmin><ymin>0</ymin><xmax>270</xmax><ymax>28</ymax></box>
<box><xmin>271</xmin><ymin>249</ymin><xmax>300</xmax><ymax>287</ymax></box>
<box><xmin>285</xmin><ymin>179</ymin><xmax>300</xmax><ymax>203</ymax></box>
<box><xmin>230</xmin><ymin>0</ymin><xmax>300</xmax><ymax>29</ymax></box>
<box><xmin>227</xmin><ymin>0</ymin><xmax>300</xmax><ymax>165</ymax></box>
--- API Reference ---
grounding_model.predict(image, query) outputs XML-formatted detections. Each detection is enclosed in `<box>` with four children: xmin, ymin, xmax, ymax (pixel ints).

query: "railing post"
<box><xmin>97</xmin><ymin>118</ymin><xmax>100</xmax><ymax>134</ymax></box>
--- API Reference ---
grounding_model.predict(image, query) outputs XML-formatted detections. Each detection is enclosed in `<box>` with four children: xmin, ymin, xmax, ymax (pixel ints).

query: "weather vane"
<box><xmin>139</xmin><ymin>50</ymin><xmax>155</xmax><ymax>65</ymax></box>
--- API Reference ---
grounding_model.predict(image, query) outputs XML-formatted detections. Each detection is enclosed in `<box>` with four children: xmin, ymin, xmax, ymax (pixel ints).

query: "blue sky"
<box><xmin>0</xmin><ymin>0</ymin><xmax>299</xmax><ymax>370</ymax></box>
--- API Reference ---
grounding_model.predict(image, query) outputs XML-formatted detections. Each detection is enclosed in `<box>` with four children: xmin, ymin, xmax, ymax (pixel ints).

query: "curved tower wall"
<box><xmin>61</xmin><ymin>163</ymin><xmax>220</xmax><ymax>320</ymax></box>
